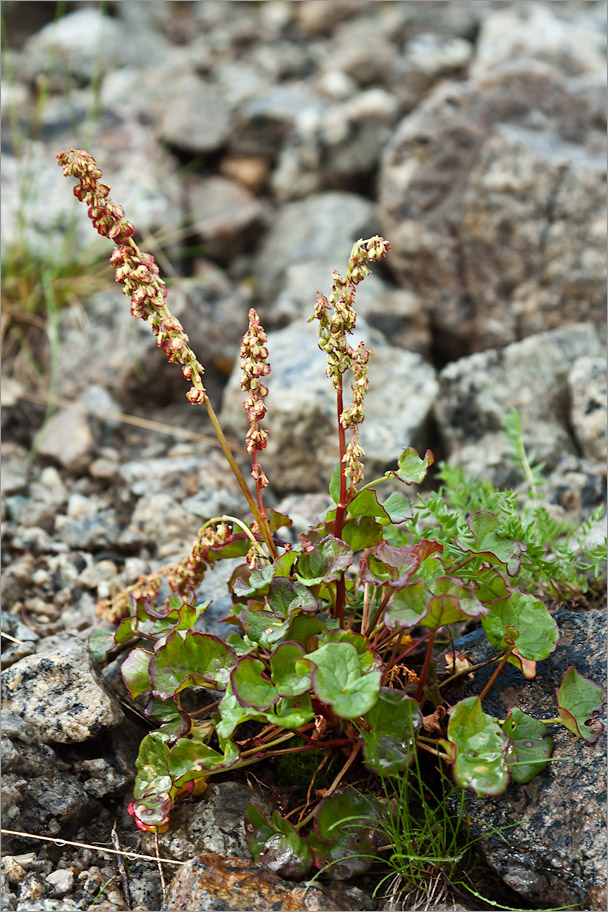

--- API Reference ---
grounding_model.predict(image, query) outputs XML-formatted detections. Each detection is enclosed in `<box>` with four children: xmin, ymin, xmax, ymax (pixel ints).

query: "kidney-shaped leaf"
<box><xmin>231</xmin><ymin>656</ymin><xmax>279</xmax><ymax>711</ymax></box>
<box><xmin>267</xmin><ymin>577</ymin><xmax>318</xmax><ymax>618</ymax></box>
<box><xmin>481</xmin><ymin>591</ymin><xmax>558</xmax><ymax>662</ymax></box>
<box><xmin>458</xmin><ymin>511</ymin><xmax>525</xmax><ymax>576</ymax></box>
<box><xmin>360</xmin><ymin>688</ymin><xmax>422</xmax><ymax>775</ymax></box>
<box><xmin>395</xmin><ymin>447</ymin><xmax>434</xmax><ymax>484</ymax></box>
<box><xmin>556</xmin><ymin>666</ymin><xmax>606</xmax><ymax>743</ymax></box>
<box><xmin>503</xmin><ymin>708</ymin><xmax>553</xmax><ymax>783</ymax></box>
<box><xmin>310</xmin><ymin>788</ymin><xmax>381</xmax><ymax>880</ymax></box>
<box><xmin>245</xmin><ymin>805</ymin><xmax>314</xmax><ymax>880</ymax></box>
<box><xmin>384</xmin><ymin>580</ymin><xmax>430</xmax><ymax>629</ymax></box>
<box><xmin>269</xmin><ymin>642</ymin><xmax>310</xmax><ymax>697</ymax></box>
<box><xmin>448</xmin><ymin>696</ymin><xmax>510</xmax><ymax>797</ymax></box>
<box><xmin>149</xmin><ymin>631</ymin><xmax>237</xmax><ymax>700</ymax></box>
<box><xmin>301</xmin><ymin>642</ymin><xmax>381</xmax><ymax>719</ymax></box>
<box><xmin>295</xmin><ymin>535</ymin><xmax>353</xmax><ymax>586</ymax></box>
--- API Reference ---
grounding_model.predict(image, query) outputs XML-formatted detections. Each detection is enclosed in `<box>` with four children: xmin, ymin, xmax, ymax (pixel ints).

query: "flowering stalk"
<box><xmin>310</xmin><ymin>236</ymin><xmax>390</xmax><ymax>623</ymax></box>
<box><xmin>57</xmin><ymin>148</ymin><xmax>274</xmax><ymax>556</ymax></box>
<box><xmin>240</xmin><ymin>309</ymin><xmax>277</xmax><ymax>561</ymax></box>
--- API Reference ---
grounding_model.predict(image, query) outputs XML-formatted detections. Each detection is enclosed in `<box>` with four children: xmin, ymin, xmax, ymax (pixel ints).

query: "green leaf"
<box><xmin>286</xmin><ymin>614</ymin><xmax>328</xmax><ymax>650</ymax></box>
<box><xmin>459</xmin><ymin>510</ymin><xmax>525</xmax><ymax>576</ymax></box>
<box><xmin>481</xmin><ymin>591</ymin><xmax>558</xmax><ymax>662</ymax></box>
<box><xmin>294</xmin><ymin>535</ymin><xmax>353</xmax><ymax>586</ymax></box>
<box><xmin>89</xmin><ymin>629</ymin><xmax>116</xmax><ymax>662</ymax></box>
<box><xmin>216</xmin><ymin>682</ymin><xmax>266</xmax><ymax>741</ymax></box>
<box><xmin>503</xmin><ymin>708</ymin><xmax>553</xmax><ymax>783</ymax></box>
<box><xmin>231</xmin><ymin>656</ymin><xmax>278</xmax><ymax>711</ymax></box>
<box><xmin>264</xmin><ymin>509</ymin><xmax>293</xmax><ymax>534</ymax></box>
<box><xmin>395</xmin><ymin>447</ymin><xmax>434</xmax><ymax>484</ymax></box>
<box><xmin>301</xmin><ymin>642</ymin><xmax>381</xmax><ymax>719</ymax></box>
<box><xmin>348</xmin><ymin>489</ymin><xmax>390</xmax><ymax>521</ymax></box>
<box><xmin>245</xmin><ymin>805</ymin><xmax>314</xmax><ymax>880</ymax></box>
<box><xmin>382</xmin><ymin>491</ymin><xmax>413</xmax><ymax>523</ymax></box>
<box><xmin>121</xmin><ymin>647</ymin><xmax>152</xmax><ymax>699</ymax></box>
<box><xmin>319</xmin><ymin>628</ymin><xmax>378</xmax><ymax>673</ymax></box>
<box><xmin>149</xmin><ymin>631</ymin><xmax>237</xmax><ymax>699</ymax></box>
<box><xmin>360</xmin><ymin>688</ymin><xmax>422</xmax><ymax>775</ymax></box>
<box><xmin>267</xmin><ymin>577</ymin><xmax>318</xmax><ymax>618</ymax></box>
<box><xmin>474</xmin><ymin>568</ymin><xmax>511</xmax><ymax>605</ymax></box>
<box><xmin>556</xmin><ymin>667</ymin><xmax>606</xmax><ymax>743</ymax></box>
<box><xmin>239</xmin><ymin>607</ymin><xmax>291</xmax><ymax>647</ymax></box>
<box><xmin>269</xmin><ymin>642</ymin><xmax>310</xmax><ymax>697</ymax></box>
<box><xmin>342</xmin><ymin>516</ymin><xmax>384</xmax><ymax>551</ymax></box>
<box><xmin>329</xmin><ymin>462</ymin><xmax>342</xmax><ymax>505</ymax></box>
<box><xmin>310</xmin><ymin>788</ymin><xmax>381</xmax><ymax>881</ymax></box>
<box><xmin>266</xmin><ymin>695</ymin><xmax>314</xmax><ymax>729</ymax></box>
<box><xmin>384</xmin><ymin>580</ymin><xmax>430</xmax><ymax>629</ymax></box>
<box><xmin>448</xmin><ymin>696</ymin><xmax>510</xmax><ymax>796</ymax></box>
<box><xmin>233</xmin><ymin>564</ymin><xmax>275</xmax><ymax>598</ymax></box>
<box><xmin>422</xmin><ymin>576</ymin><xmax>488</xmax><ymax>629</ymax></box>
<box><xmin>361</xmin><ymin>543</ymin><xmax>420</xmax><ymax>588</ymax></box>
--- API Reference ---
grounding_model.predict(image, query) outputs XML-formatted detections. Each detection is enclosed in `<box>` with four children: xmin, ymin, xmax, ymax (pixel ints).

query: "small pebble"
<box><xmin>46</xmin><ymin>868</ymin><xmax>75</xmax><ymax>895</ymax></box>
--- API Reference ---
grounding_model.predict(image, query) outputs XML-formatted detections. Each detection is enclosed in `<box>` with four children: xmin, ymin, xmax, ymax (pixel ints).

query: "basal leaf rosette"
<box><xmin>148</xmin><ymin>630</ymin><xmax>237</xmax><ymax>700</ymax></box>
<box><xmin>447</xmin><ymin>696</ymin><xmax>510</xmax><ymax>796</ymax></box>
<box><xmin>298</xmin><ymin>642</ymin><xmax>381</xmax><ymax>719</ymax></box>
<box><xmin>556</xmin><ymin>666</ymin><xmax>606</xmax><ymax>743</ymax></box>
<box><xmin>359</xmin><ymin>688</ymin><xmax>422</xmax><ymax>775</ymax></box>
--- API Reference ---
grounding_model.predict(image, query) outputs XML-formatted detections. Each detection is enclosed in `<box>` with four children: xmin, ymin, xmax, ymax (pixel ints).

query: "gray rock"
<box><xmin>186</xmin><ymin>175</ymin><xmax>264</xmax><ymax>264</ymax></box>
<box><xmin>58</xmin><ymin>264</ymin><xmax>250</xmax><ymax>406</ymax></box>
<box><xmin>158</xmin><ymin>74</ymin><xmax>230</xmax><ymax>154</ymax></box>
<box><xmin>118</xmin><ymin>493</ymin><xmax>200</xmax><ymax>558</ymax></box>
<box><xmin>435</xmin><ymin>323</ymin><xmax>603</xmax><ymax>487</ymax></box>
<box><xmin>542</xmin><ymin>453</ymin><xmax>607</xmax><ymax>525</ymax></box>
<box><xmin>255</xmin><ymin>191</ymin><xmax>376</xmax><ymax>302</ymax></box>
<box><xmin>45</xmin><ymin>868</ymin><xmax>74</xmax><ymax>896</ymax></box>
<box><xmin>388</xmin><ymin>31</ymin><xmax>473</xmax><ymax>105</ymax></box>
<box><xmin>16</xmin><ymin>900</ymin><xmax>80</xmax><ymax>912</ymax></box>
<box><xmin>1</xmin><ymin>639</ymin><xmax>124</xmax><ymax>743</ymax></box>
<box><xmin>34</xmin><ymin>405</ymin><xmax>93</xmax><ymax>474</ymax></box>
<box><xmin>471</xmin><ymin>2</ymin><xmax>607</xmax><ymax>79</ymax></box>
<box><xmin>271</xmin><ymin>89</ymin><xmax>400</xmax><ymax>201</ymax></box>
<box><xmin>568</xmin><ymin>356</ymin><xmax>607</xmax><ymax>463</ymax></box>
<box><xmin>229</xmin><ymin>82</ymin><xmax>325</xmax><ymax>159</ymax></box>
<box><xmin>19</xmin><ymin>8</ymin><xmax>170</xmax><ymax>86</ymax></box>
<box><xmin>221</xmin><ymin>315</ymin><xmax>438</xmax><ymax>493</ymax></box>
<box><xmin>142</xmin><ymin>780</ymin><xmax>274</xmax><ymax>862</ymax></box>
<box><xmin>452</xmin><ymin>608</ymin><xmax>607</xmax><ymax>911</ymax></box>
<box><xmin>379</xmin><ymin>63</ymin><xmax>606</xmax><ymax>358</ymax></box>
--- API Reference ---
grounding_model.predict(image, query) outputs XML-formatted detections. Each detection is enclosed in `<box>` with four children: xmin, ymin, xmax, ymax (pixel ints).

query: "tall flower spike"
<box><xmin>57</xmin><ymin>148</ymin><xmax>206</xmax><ymax>405</ymax></box>
<box><xmin>240</xmin><ymin>308</ymin><xmax>270</xmax><ymax>487</ymax></box>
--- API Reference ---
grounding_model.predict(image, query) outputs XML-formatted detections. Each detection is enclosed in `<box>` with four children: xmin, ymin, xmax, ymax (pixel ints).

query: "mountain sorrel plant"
<box><xmin>58</xmin><ymin>148</ymin><xmax>606</xmax><ymax>882</ymax></box>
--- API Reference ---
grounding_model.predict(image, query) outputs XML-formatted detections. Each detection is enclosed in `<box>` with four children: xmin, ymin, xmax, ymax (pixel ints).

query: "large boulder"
<box><xmin>451</xmin><ymin>608</ymin><xmax>607</xmax><ymax>911</ymax></box>
<box><xmin>379</xmin><ymin>61</ymin><xmax>606</xmax><ymax>359</ymax></box>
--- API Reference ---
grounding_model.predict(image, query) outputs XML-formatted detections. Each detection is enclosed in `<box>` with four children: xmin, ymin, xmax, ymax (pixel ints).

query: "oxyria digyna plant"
<box><xmin>58</xmin><ymin>148</ymin><xmax>605</xmax><ymax>883</ymax></box>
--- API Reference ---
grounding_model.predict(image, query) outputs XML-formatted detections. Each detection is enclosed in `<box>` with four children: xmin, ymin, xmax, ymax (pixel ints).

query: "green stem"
<box><xmin>333</xmin><ymin>376</ymin><xmax>348</xmax><ymax>626</ymax></box>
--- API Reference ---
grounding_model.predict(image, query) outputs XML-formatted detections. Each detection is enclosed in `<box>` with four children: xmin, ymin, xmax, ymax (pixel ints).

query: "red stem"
<box><xmin>478</xmin><ymin>648</ymin><xmax>513</xmax><ymax>701</ymax></box>
<box><xmin>415</xmin><ymin>628</ymin><xmax>437</xmax><ymax>702</ymax></box>
<box><xmin>333</xmin><ymin>376</ymin><xmax>348</xmax><ymax>627</ymax></box>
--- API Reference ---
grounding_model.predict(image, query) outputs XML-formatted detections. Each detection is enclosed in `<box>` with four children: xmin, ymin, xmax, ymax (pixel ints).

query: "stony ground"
<box><xmin>1</xmin><ymin>2</ymin><xmax>606</xmax><ymax>911</ymax></box>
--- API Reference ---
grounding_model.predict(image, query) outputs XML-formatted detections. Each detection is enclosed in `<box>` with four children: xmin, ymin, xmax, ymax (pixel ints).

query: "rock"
<box><xmin>142</xmin><ymin>781</ymin><xmax>273</xmax><ymax>861</ymax></box>
<box><xmin>45</xmin><ymin>869</ymin><xmax>74</xmax><ymax>896</ymax></box>
<box><xmin>254</xmin><ymin>191</ymin><xmax>376</xmax><ymax>302</ymax></box>
<box><xmin>271</xmin><ymin>89</ymin><xmax>400</xmax><ymax>201</ymax></box>
<box><xmin>229</xmin><ymin>82</ymin><xmax>325</xmax><ymax>160</ymax></box>
<box><xmin>164</xmin><ymin>851</ymin><xmax>367</xmax><ymax>911</ymax></box>
<box><xmin>17</xmin><ymin>899</ymin><xmax>80</xmax><ymax>911</ymax></box>
<box><xmin>471</xmin><ymin>3</ymin><xmax>607</xmax><ymax>79</ymax></box>
<box><xmin>390</xmin><ymin>32</ymin><xmax>473</xmax><ymax>102</ymax></box>
<box><xmin>542</xmin><ymin>453</ymin><xmax>606</xmax><ymax>525</ymax></box>
<box><xmin>452</xmin><ymin>608</ymin><xmax>607</xmax><ymax>911</ymax></box>
<box><xmin>34</xmin><ymin>405</ymin><xmax>93</xmax><ymax>474</ymax></box>
<box><xmin>19</xmin><ymin>8</ymin><xmax>170</xmax><ymax>85</ymax></box>
<box><xmin>435</xmin><ymin>323</ymin><xmax>602</xmax><ymax>488</ymax></box>
<box><xmin>1</xmin><ymin>713</ymin><xmax>97</xmax><ymax>846</ymax></box>
<box><xmin>118</xmin><ymin>493</ymin><xmax>199</xmax><ymax>557</ymax></box>
<box><xmin>58</xmin><ymin>264</ymin><xmax>251</xmax><ymax>405</ymax></box>
<box><xmin>1</xmin><ymin>639</ymin><xmax>124</xmax><ymax>743</ymax></box>
<box><xmin>221</xmin><ymin>315</ymin><xmax>438</xmax><ymax>493</ymax></box>
<box><xmin>379</xmin><ymin>63</ymin><xmax>607</xmax><ymax>358</ymax></box>
<box><xmin>568</xmin><ymin>357</ymin><xmax>607</xmax><ymax>463</ymax></box>
<box><xmin>295</xmin><ymin>1</ymin><xmax>374</xmax><ymax>36</ymax></box>
<box><xmin>159</xmin><ymin>74</ymin><xmax>230</xmax><ymax>154</ymax></box>
<box><xmin>186</xmin><ymin>176</ymin><xmax>264</xmax><ymax>264</ymax></box>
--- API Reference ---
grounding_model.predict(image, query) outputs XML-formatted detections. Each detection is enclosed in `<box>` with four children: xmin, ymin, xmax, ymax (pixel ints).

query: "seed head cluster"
<box><xmin>240</xmin><ymin>308</ymin><xmax>271</xmax><ymax>487</ymax></box>
<box><xmin>311</xmin><ymin>236</ymin><xmax>390</xmax><ymax>483</ymax></box>
<box><xmin>57</xmin><ymin>148</ymin><xmax>206</xmax><ymax>405</ymax></box>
